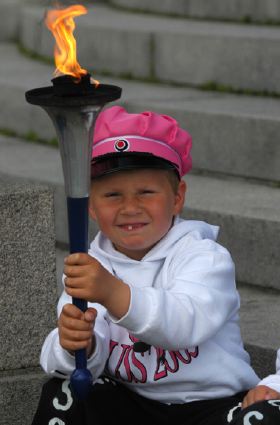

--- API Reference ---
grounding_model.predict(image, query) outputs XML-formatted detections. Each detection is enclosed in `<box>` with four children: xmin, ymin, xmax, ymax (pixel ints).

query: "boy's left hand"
<box><xmin>242</xmin><ymin>385</ymin><xmax>280</xmax><ymax>409</ymax></box>
<box><xmin>64</xmin><ymin>253</ymin><xmax>130</xmax><ymax>319</ymax></box>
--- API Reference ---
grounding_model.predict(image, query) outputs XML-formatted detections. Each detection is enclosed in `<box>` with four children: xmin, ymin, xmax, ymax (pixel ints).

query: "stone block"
<box><xmin>0</xmin><ymin>369</ymin><xmax>46</xmax><ymax>425</ymax></box>
<box><xmin>0</xmin><ymin>183</ymin><xmax>57</xmax><ymax>371</ymax></box>
<box><xmin>77</xmin><ymin>24</ymin><xmax>152</xmax><ymax>79</ymax></box>
<box><xmin>112</xmin><ymin>0</ymin><xmax>280</xmax><ymax>23</ymax></box>
<box><xmin>154</xmin><ymin>26</ymin><xmax>280</xmax><ymax>93</ymax></box>
<box><xmin>245</xmin><ymin>345</ymin><xmax>276</xmax><ymax>379</ymax></box>
<box><xmin>0</xmin><ymin>0</ymin><xmax>21</xmax><ymax>42</ymax></box>
<box><xmin>18</xmin><ymin>6</ymin><xmax>45</xmax><ymax>53</ymax></box>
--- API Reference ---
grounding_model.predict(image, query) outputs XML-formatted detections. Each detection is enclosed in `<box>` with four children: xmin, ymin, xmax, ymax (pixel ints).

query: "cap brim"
<box><xmin>91</xmin><ymin>152</ymin><xmax>179</xmax><ymax>179</ymax></box>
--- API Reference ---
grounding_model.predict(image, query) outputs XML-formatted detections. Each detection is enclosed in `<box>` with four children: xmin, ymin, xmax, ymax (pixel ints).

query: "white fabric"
<box><xmin>40</xmin><ymin>217</ymin><xmax>259</xmax><ymax>404</ymax></box>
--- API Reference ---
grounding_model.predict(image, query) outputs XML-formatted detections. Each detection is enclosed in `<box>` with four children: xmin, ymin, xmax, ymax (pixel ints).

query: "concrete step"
<box><xmin>1</xmin><ymin>134</ymin><xmax>279</xmax><ymax>291</ymax></box>
<box><xmin>17</xmin><ymin>4</ymin><xmax>280</xmax><ymax>93</ymax></box>
<box><xmin>0</xmin><ymin>0</ymin><xmax>21</xmax><ymax>42</ymax></box>
<box><xmin>110</xmin><ymin>0</ymin><xmax>280</xmax><ymax>24</ymax></box>
<box><xmin>1</xmin><ymin>43</ymin><xmax>280</xmax><ymax>184</ymax></box>
<box><xmin>56</xmin><ymin>246</ymin><xmax>280</xmax><ymax>379</ymax></box>
<box><xmin>238</xmin><ymin>284</ymin><xmax>280</xmax><ymax>379</ymax></box>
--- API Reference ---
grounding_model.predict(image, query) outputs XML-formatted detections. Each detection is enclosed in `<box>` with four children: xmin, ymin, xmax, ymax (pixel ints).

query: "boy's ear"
<box><xmin>174</xmin><ymin>179</ymin><xmax>187</xmax><ymax>215</ymax></box>
<box><xmin>89</xmin><ymin>203</ymin><xmax>97</xmax><ymax>221</ymax></box>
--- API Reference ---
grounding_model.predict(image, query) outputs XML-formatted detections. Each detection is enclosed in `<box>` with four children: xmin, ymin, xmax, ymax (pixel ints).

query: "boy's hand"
<box><xmin>242</xmin><ymin>385</ymin><xmax>280</xmax><ymax>409</ymax></box>
<box><xmin>58</xmin><ymin>303</ymin><xmax>97</xmax><ymax>358</ymax></box>
<box><xmin>64</xmin><ymin>253</ymin><xmax>130</xmax><ymax>319</ymax></box>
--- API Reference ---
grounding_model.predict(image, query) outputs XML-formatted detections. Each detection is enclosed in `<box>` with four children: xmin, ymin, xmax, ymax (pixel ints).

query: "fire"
<box><xmin>45</xmin><ymin>4</ymin><xmax>98</xmax><ymax>85</ymax></box>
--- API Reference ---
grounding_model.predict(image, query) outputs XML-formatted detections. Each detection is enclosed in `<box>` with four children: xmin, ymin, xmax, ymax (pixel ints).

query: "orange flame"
<box><xmin>45</xmin><ymin>4</ymin><xmax>97</xmax><ymax>83</ymax></box>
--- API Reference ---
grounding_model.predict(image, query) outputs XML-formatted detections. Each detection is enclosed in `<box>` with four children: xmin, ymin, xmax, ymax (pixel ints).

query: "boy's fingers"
<box><xmin>266</xmin><ymin>389</ymin><xmax>280</xmax><ymax>400</ymax></box>
<box><xmin>64</xmin><ymin>264</ymin><xmax>85</xmax><ymax>278</ymax></box>
<box><xmin>64</xmin><ymin>276</ymin><xmax>85</xmax><ymax>288</ymax></box>
<box><xmin>64</xmin><ymin>253</ymin><xmax>95</xmax><ymax>266</ymax></box>
<box><xmin>60</xmin><ymin>338</ymin><xmax>92</xmax><ymax>352</ymax></box>
<box><xmin>84</xmin><ymin>308</ymin><xmax>97</xmax><ymax>323</ymax></box>
<box><xmin>59</xmin><ymin>314</ymin><xmax>92</xmax><ymax>331</ymax></box>
<box><xmin>61</xmin><ymin>303</ymin><xmax>84</xmax><ymax>319</ymax></box>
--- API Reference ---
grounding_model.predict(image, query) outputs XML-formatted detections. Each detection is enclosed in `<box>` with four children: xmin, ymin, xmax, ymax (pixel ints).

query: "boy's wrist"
<box><xmin>103</xmin><ymin>277</ymin><xmax>131</xmax><ymax>320</ymax></box>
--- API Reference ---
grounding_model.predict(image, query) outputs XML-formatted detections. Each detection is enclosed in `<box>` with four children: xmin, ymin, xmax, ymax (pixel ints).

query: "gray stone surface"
<box><xmin>239</xmin><ymin>285</ymin><xmax>280</xmax><ymax>352</ymax></box>
<box><xmin>153</xmin><ymin>27</ymin><xmax>280</xmax><ymax>93</ymax></box>
<box><xmin>0</xmin><ymin>182</ymin><xmax>57</xmax><ymax>370</ymax></box>
<box><xmin>239</xmin><ymin>284</ymin><xmax>280</xmax><ymax>378</ymax></box>
<box><xmin>0</xmin><ymin>369</ymin><xmax>46</xmax><ymax>425</ymax></box>
<box><xmin>1</xmin><ymin>43</ymin><xmax>280</xmax><ymax>183</ymax></box>
<box><xmin>0</xmin><ymin>0</ymin><xmax>21</xmax><ymax>42</ymax></box>
<box><xmin>111</xmin><ymin>0</ymin><xmax>280</xmax><ymax>23</ymax></box>
<box><xmin>17</xmin><ymin>4</ymin><xmax>280</xmax><ymax>92</ymax></box>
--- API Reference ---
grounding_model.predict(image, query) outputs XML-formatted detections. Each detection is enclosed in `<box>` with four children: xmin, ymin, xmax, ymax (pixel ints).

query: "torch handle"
<box><xmin>67</xmin><ymin>197</ymin><xmax>93</xmax><ymax>398</ymax></box>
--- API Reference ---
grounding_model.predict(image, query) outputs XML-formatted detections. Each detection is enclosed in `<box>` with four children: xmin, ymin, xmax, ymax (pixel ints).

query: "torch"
<box><xmin>25</xmin><ymin>5</ymin><xmax>121</xmax><ymax>399</ymax></box>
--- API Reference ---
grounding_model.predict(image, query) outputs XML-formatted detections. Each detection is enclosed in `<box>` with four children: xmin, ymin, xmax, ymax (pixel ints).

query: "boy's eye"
<box><xmin>140</xmin><ymin>189</ymin><xmax>156</xmax><ymax>194</ymax></box>
<box><xmin>104</xmin><ymin>192</ymin><xmax>120</xmax><ymax>198</ymax></box>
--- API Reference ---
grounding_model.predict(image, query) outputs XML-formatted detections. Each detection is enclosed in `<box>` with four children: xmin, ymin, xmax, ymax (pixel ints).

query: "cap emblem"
<box><xmin>114</xmin><ymin>138</ymin><xmax>130</xmax><ymax>152</ymax></box>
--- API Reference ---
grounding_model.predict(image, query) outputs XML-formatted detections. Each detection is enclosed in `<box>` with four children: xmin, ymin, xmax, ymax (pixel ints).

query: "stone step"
<box><xmin>56</xmin><ymin>246</ymin><xmax>280</xmax><ymax>380</ymax></box>
<box><xmin>110</xmin><ymin>0</ymin><xmax>280</xmax><ymax>24</ymax></box>
<box><xmin>1</xmin><ymin>43</ymin><xmax>280</xmax><ymax>184</ymax></box>
<box><xmin>0</xmin><ymin>0</ymin><xmax>21</xmax><ymax>42</ymax></box>
<box><xmin>18</xmin><ymin>4</ymin><xmax>280</xmax><ymax>93</ymax></box>
<box><xmin>1</xmin><ymin>134</ymin><xmax>279</xmax><ymax>292</ymax></box>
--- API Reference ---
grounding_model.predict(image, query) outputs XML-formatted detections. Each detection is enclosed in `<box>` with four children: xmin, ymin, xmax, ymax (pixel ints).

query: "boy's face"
<box><xmin>89</xmin><ymin>169</ymin><xmax>186</xmax><ymax>260</ymax></box>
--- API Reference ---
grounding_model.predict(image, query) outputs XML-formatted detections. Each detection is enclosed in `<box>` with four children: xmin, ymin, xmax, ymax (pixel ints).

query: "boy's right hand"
<box><xmin>242</xmin><ymin>385</ymin><xmax>280</xmax><ymax>409</ymax></box>
<box><xmin>58</xmin><ymin>303</ymin><xmax>97</xmax><ymax>358</ymax></box>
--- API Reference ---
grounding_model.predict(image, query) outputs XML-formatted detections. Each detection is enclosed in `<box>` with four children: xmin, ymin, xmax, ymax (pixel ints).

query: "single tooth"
<box><xmin>128</xmin><ymin>225</ymin><xmax>133</xmax><ymax>230</ymax></box>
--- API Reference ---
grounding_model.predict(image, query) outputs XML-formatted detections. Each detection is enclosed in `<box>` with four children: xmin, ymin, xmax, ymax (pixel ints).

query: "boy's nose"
<box><xmin>121</xmin><ymin>196</ymin><xmax>141</xmax><ymax>214</ymax></box>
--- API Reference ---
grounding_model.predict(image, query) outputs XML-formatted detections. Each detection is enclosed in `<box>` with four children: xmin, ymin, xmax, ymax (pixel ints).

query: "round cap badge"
<box><xmin>114</xmin><ymin>139</ymin><xmax>130</xmax><ymax>152</ymax></box>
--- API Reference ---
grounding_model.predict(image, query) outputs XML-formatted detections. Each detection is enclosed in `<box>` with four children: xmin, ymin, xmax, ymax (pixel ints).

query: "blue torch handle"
<box><xmin>67</xmin><ymin>197</ymin><xmax>93</xmax><ymax>399</ymax></box>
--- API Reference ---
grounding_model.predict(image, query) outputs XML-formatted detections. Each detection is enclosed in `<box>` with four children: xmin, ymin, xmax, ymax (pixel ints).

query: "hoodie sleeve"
<box><xmin>40</xmin><ymin>287</ymin><xmax>110</xmax><ymax>381</ymax></box>
<box><xmin>110</xmin><ymin>239</ymin><xmax>239</xmax><ymax>350</ymax></box>
<box><xmin>256</xmin><ymin>349</ymin><xmax>280</xmax><ymax>393</ymax></box>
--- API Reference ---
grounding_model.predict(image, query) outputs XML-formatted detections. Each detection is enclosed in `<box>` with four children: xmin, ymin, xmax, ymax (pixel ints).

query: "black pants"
<box><xmin>32</xmin><ymin>377</ymin><xmax>280</xmax><ymax>425</ymax></box>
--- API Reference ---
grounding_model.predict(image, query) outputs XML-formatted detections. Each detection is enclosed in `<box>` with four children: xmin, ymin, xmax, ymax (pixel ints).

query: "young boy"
<box><xmin>33</xmin><ymin>106</ymin><xmax>269</xmax><ymax>425</ymax></box>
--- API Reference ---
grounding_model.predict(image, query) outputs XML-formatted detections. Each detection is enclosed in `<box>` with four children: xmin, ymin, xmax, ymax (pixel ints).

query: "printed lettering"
<box><xmin>154</xmin><ymin>347</ymin><xmax>199</xmax><ymax>381</ymax></box>
<box><xmin>164</xmin><ymin>351</ymin><xmax>179</xmax><ymax>373</ymax></box>
<box><xmin>48</xmin><ymin>419</ymin><xmax>65</xmax><ymax>425</ymax></box>
<box><xmin>226</xmin><ymin>403</ymin><xmax>242</xmax><ymax>423</ymax></box>
<box><xmin>243</xmin><ymin>411</ymin><xmax>263</xmax><ymax>424</ymax></box>
<box><xmin>268</xmin><ymin>399</ymin><xmax>280</xmax><ymax>410</ymax></box>
<box><xmin>114</xmin><ymin>344</ymin><xmax>130</xmax><ymax>381</ymax></box>
<box><xmin>109</xmin><ymin>338</ymin><xmax>199</xmax><ymax>384</ymax></box>
<box><xmin>131</xmin><ymin>349</ymin><xmax>148</xmax><ymax>383</ymax></box>
<box><xmin>174</xmin><ymin>346</ymin><xmax>199</xmax><ymax>363</ymax></box>
<box><xmin>109</xmin><ymin>340</ymin><xmax>119</xmax><ymax>357</ymax></box>
<box><xmin>52</xmin><ymin>380</ymin><xmax>73</xmax><ymax>411</ymax></box>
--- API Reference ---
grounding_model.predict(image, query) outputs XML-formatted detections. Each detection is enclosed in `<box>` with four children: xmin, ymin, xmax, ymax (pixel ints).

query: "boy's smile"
<box><xmin>89</xmin><ymin>169</ymin><xmax>186</xmax><ymax>260</ymax></box>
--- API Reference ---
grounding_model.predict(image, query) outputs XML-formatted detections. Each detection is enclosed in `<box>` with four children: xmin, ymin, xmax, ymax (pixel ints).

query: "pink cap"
<box><xmin>92</xmin><ymin>106</ymin><xmax>192</xmax><ymax>177</ymax></box>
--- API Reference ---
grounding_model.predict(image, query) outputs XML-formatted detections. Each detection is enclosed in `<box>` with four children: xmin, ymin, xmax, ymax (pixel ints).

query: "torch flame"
<box><xmin>45</xmin><ymin>4</ymin><xmax>98</xmax><ymax>85</ymax></box>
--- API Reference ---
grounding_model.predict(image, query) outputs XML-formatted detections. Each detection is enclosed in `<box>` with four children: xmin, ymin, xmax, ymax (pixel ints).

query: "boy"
<box><xmin>33</xmin><ymin>106</ymin><xmax>264</xmax><ymax>425</ymax></box>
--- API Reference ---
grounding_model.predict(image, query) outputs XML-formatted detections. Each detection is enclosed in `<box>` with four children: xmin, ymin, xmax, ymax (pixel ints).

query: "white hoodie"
<box><xmin>40</xmin><ymin>218</ymin><xmax>259</xmax><ymax>404</ymax></box>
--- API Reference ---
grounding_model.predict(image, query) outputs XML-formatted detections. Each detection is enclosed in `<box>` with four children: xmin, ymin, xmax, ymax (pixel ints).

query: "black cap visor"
<box><xmin>91</xmin><ymin>152</ymin><xmax>179</xmax><ymax>179</ymax></box>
